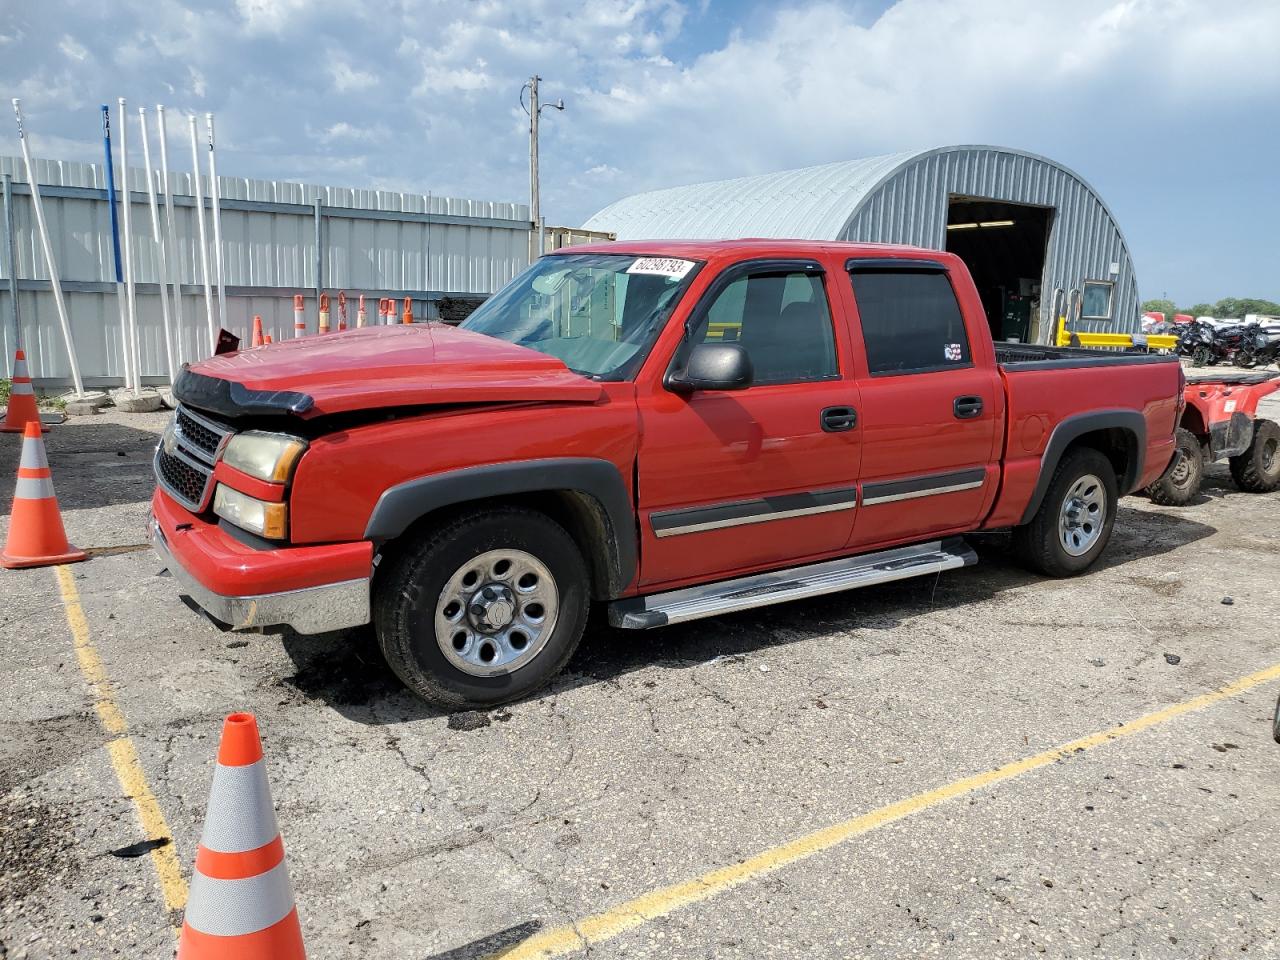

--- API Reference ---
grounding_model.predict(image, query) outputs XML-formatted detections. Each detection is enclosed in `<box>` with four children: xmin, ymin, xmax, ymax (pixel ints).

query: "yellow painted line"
<box><xmin>493</xmin><ymin>661</ymin><xmax>1280</xmax><ymax>959</ymax></box>
<box><xmin>55</xmin><ymin>565</ymin><xmax>189</xmax><ymax>918</ymax></box>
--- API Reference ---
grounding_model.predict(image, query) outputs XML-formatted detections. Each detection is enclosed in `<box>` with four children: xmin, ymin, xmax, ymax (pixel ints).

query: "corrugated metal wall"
<box><xmin>0</xmin><ymin>156</ymin><xmax>531</xmax><ymax>385</ymax></box>
<box><xmin>840</xmin><ymin>146</ymin><xmax>1139</xmax><ymax>342</ymax></box>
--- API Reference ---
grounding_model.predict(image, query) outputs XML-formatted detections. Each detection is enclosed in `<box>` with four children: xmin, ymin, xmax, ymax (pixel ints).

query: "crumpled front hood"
<box><xmin>179</xmin><ymin>324</ymin><xmax>603</xmax><ymax>417</ymax></box>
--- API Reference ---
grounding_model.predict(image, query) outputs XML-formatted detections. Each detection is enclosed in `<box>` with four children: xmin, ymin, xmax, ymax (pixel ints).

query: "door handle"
<box><xmin>953</xmin><ymin>395</ymin><xmax>984</xmax><ymax>419</ymax></box>
<box><xmin>821</xmin><ymin>406</ymin><xmax>857</xmax><ymax>432</ymax></box>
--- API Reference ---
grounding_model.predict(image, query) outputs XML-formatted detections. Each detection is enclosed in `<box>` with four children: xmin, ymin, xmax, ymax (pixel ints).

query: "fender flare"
<box><xmin>364</xmin><ymin>458</ymin><xmax>636</xmax><ymax>595</ymax></box>
<box><xmin>1019</xmin><ymin>410</ymin><xmax>1147</xmax><ymax>525</ymax></box>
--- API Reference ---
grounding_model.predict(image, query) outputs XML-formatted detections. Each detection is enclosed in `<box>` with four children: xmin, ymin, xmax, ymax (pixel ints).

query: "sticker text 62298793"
<box><xmin>626</xmin><ymin>257</ymin><xmax>696</xmax><ymax>280</ymax></box>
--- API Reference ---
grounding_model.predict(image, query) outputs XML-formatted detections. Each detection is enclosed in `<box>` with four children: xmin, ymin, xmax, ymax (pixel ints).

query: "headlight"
<box><xmin>213</xmin><ymin>485</ymin><xmax>288</xmax><ymax>539</ymax></box>
<box><xmin>222</xmin><ymin>431</ymin><xmax>306</xmax><ymax>483</ymax></box>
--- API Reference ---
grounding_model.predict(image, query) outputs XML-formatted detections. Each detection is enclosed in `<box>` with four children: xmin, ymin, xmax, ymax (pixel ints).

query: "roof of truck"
<box><xmin>548</xmin><ymin>237</ymin><xmax>952</xmax><ymax>262</ymax></box>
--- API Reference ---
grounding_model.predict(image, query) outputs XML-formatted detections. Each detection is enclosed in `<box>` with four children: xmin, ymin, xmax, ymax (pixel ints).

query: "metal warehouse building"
<box><xmin>584</xmin><ymin>145</ymin><xmax>1139</xmax><ymax>345</ymax></box>
<box><xmin>0</xmin><ymin>157</ymin><xmax>529</xmax><ymax>386</ymax></box>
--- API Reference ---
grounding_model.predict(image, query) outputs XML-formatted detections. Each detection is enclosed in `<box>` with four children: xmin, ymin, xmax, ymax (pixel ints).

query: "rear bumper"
<box><xmin>149</xmin><ymin>489</ymin><xmax>372</xmax><ymax>634</ymax></box>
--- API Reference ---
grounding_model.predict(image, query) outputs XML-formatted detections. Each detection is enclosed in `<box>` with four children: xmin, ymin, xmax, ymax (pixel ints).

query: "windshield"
<box><xmin>461</xmin><ymin>253</ymin><xmax>701</xmax><ymax>380</ymax></box>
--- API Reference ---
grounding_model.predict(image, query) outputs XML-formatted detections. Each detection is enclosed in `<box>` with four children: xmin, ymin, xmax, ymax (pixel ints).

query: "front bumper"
<box><xmin>149</xmin><ymin>490</ymin><xmax>372</xmax><ymax>634</ymax></box>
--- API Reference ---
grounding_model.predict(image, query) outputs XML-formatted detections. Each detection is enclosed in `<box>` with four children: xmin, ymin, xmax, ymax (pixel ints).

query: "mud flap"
<box><xmin>1209</xmin><ymin>411</ymin><xmax>1254</xmax><ymax>460</ymax></box>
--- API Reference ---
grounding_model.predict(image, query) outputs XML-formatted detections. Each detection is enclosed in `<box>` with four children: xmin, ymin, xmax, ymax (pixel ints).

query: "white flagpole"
<box><xmin>118</xmin><ymin>97</ymin><xmax>141</xmax><ymax>393</ymax></box>
<box><xmin>205</xmin><ymin>113</ymin><xmax>227</xmax><ymax>331</ymax></box>
<box><xmin>156</xmin><ymin>105</ymin><xmax>185</xmax><ymax>368</ymax></box>
<box><xmin>139</xmin><ymin>107</ymin><xmax>176</xmax><ymax>383</ymax></box>
<box><xmin>11</xmin><ymin>99</ymin><xmax>86</xmax><ymax>397</ymax></box>
<box><xmin>188</xmin><ymin>114</ymin><xmax>216</xmax><ymax>351</ymax></box>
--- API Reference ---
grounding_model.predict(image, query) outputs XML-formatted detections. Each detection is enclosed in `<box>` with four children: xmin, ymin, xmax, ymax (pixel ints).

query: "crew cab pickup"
<box><xmin>151</xmin><ymin>240</ymin><xmax>1182</xmax><ymax>708</ymax></box>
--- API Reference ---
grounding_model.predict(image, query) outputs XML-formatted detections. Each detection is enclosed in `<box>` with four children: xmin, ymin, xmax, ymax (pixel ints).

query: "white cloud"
<box><xmin>235</xmin><ymin>0</ymin><xmax>310</xmax><ymax>33</ymax></box>
<box><xmin>329</xmin><ymin>62</ymin><xmax>377</xmax><ymax>93</ymax></box>
<box><xmin>57</xmin><ymin>35</ymin><xmax>88</xmax><ymax>61</ymax></box>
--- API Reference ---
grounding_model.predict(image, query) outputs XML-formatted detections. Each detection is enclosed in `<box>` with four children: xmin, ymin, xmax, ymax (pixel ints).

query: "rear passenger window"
<box><xmin>849</xmin><ymin>270</ymin><xmax>972</xmax><ymax>375</ymax></box>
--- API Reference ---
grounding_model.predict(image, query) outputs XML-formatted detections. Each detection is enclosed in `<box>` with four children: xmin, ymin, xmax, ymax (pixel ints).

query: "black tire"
<box><xmin>1191</xmin><ymin>346</ymin><xmax>1211</xmax><ymax>367</ymax></box>
<box><xmin>1228</xmin><ymin>418</ymin><xmax>1280</xmax><ymax>493</ymax></box>
<box><xmin>1014</xmin><ymin>447</ymin><xmax>1119</xmax><ymax>577</ymax></box>
<box><xmin>374</xmin><ymin>507</ymin><xmax>590</xmax><ymax>710</ymax></box>
<box><xmin>1237</xmin><ymin>348</ymin><xmax>1258</xmax><ymax>369</ymax></box>
<box><xmin>1145</xmin><ymin>427</ymin><xmax>1203</xmax><ymax>506</ymax></box>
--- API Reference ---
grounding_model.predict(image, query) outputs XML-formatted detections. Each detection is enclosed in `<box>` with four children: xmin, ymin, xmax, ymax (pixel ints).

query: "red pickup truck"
<box><xmin>151</xmin><ymin>240</ymin><xmax>1181</xmax><ymax>708</ymax></box>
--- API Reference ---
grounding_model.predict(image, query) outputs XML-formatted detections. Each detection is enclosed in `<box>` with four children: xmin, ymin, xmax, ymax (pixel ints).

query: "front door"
<box><xmin>840</xmin><ymin>262</ymin><xmax>1003</xmax><ymax>550</ymax></box>
<box><xmin>636</xmin><ymin>259</ymin><xmax>862</xmax><ymax>588</ymax></box>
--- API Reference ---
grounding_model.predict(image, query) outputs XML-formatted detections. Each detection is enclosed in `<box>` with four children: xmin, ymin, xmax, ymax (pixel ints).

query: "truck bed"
<box><xmin>994</xmin><ymin>343</ymin><xmax>1180</xmax><ymax>371</ymax></box>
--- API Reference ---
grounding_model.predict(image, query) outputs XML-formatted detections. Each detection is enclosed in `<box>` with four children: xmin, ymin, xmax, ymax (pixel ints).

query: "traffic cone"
<box><xmin>263</xmin><ymin>334</ymin><xmax>273</xmax><ymax>345</ymax></box>
<box><xmin>337</xmin><ymin>291</ymin><xmax>347</xmax><ymax>331</ymax></box>
<box><xmin>356</xmin><ymin>294</ymin><xmax>367</xmax><ymax>328</ymax></box>
<box><xmin>318</xmin><ymin>292</ymin><xmax>330</xmax><ymax>334</ymax></box>
<box><xmin>402</xmin><ymin>296</ymin><xmax>413</xmax><ymax>324</ymax></box>
<box><xmin>378</xmin><ymin>298</ymin><xmax>389</xmax><ymax>325</ymax></box>
<box><xmin>177</xmin><ymin>713</ymin><xmax>306</xmax><ymax>960</ymax></box>
<box><xmin>251</xmin><ymin>315</ymin><xmax>265</xmax><ymax>348</ymax></box>
<box><xmin>1</xmin><ymin>421</ymin><xmax>85</xmax><ymax>569</ymax></box>
<box><xmin>2</xmin><ymin>349</ymin><xmax>42</xmax><ymax>434</ymax></box>
<box><xmin>293</xmin><ymin>294</ymin><xmax>306</xmax><ymax>337</ymax></box>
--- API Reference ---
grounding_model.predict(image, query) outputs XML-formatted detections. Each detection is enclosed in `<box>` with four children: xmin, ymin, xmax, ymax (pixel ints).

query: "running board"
<box><xmin>608</xmin><ymin>537</ymin><xmax>977</xmax><ymax>629</ymax></box>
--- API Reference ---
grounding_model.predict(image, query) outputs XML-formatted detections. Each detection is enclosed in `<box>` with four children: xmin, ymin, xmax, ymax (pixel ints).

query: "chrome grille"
<box><xmin>154</xmin><ymin>405</ymin><xmax>235</xmax><ymax>512</ymax></box>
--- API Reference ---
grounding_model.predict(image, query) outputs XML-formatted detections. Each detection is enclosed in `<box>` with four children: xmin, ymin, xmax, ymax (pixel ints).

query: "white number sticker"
<box><xmin>627</xmin><ymin>257</ymin><xmax>696</xmax><ymax>279</ymax></box>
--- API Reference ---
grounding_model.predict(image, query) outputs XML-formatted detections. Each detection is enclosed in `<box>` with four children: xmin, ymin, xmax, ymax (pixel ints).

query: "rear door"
<box><xmin>839</xmin><ymin>259</ymin><xmax>1004</xmax><ymax>550</ymax></box>
<box><xmin>635</xmin><ymin>258</ymin><xmax>862</xmax><ymax>587</ymax></box>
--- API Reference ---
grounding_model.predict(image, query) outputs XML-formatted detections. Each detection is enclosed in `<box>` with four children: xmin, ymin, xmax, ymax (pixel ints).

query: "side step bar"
<box><xmin>608</xmin><ymin>537</ymin><xmax>977</xmax><ymax>629</ymax></box>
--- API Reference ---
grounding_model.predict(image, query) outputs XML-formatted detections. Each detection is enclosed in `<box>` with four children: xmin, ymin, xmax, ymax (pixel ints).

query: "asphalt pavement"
<box><xmin>2</xmin><ymin>394</ymin><xmax>1279</xmax><ymax>959</ymax></box>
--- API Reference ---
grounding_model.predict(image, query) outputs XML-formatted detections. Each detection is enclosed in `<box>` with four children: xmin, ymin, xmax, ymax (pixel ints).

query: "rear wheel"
<box><xmin>1146</xmin><ymin>427</ymin><xmax>1203</xmax><ymax>506</ymax></box>
<box><xmin>1191</xmin><ymin>346</ymin><xmax>1212</xmax><ymax>367</ymax></box>
<box><xmin>1014</xmin><ymin>447</ymin><xmax>1118</xmax><ymax>577</ymax></box>
<box><xmin>374</xmin><ymin>507</ymin><xmax>590</xmax><ymax>709</ymax></box>
<box><xmin>1229</xmin><ymin>418</ymin><xmax>1280</xmax><ymax>493</ymax></box>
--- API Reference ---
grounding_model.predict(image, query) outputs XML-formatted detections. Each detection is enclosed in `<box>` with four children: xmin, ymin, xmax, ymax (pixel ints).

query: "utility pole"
<box><xmin>524</xmin><ymin>76</ymin><xmax>564</xmax><ymax>261</ymax></box>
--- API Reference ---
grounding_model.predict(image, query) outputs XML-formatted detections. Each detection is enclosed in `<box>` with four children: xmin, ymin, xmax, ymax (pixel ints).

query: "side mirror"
<box><xmin>669</xmin><ymin>343</ymin><xmax>753</xmax><ymax>392</ymax></box>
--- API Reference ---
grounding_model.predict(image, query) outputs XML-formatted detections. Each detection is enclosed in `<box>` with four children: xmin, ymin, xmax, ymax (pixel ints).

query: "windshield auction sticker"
<box><xmin>627</xmin><ymin>257</ymin><xmax>696</xmax><ymax>279</ymax></box>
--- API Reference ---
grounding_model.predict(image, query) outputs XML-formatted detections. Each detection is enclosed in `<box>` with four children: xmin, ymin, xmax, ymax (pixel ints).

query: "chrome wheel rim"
<box><xmin>1059</xmin><ymin>473</ymin><xmax>1106</xmax><ymax>557</ymax></box>
<box><xmin>434</xmin><ymin>549</ymin><xmax>559</xmax><ymax>677</ymax></box>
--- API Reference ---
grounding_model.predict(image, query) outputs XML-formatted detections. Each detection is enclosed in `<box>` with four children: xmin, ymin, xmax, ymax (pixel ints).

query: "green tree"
<box><xmin>1185</xmin><ymin>303</ymin><xmax>1215</xmax><ymax>317</ymax></box>
<box><xmin>1141</xmin><ymin>298</ymin><xmax>1176</xmax><ymax>320</ymax></box>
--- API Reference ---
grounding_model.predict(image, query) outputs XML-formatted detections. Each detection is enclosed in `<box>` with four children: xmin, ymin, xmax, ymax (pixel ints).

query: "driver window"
<box><xmin>695</xmin><ymin>269</ymin><xmax>838</xmax><ymax>385</ymax></box>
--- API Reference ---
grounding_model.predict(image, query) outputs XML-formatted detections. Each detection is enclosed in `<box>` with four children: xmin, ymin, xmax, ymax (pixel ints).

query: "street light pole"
<box><xmin>524</xmin><ymin>75</ymin><xmax>564</xmax><ymax>262</ymax></box>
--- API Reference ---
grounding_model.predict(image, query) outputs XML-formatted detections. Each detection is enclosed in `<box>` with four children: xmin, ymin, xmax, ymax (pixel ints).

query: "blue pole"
<box><xmin>101</xmin><ymin>104</ymin><xmax>123</xmax><ymax>283</ymax></box>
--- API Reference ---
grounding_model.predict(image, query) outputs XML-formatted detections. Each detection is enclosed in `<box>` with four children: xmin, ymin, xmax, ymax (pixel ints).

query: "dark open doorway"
<box><xmin>944</xmin><ymin>197</ymin><xmax>1053</xmax><ymax>344</ymax></box>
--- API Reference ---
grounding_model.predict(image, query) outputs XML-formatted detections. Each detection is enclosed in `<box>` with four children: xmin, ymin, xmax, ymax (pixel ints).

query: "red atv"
<box><xmin>1146</xmin><ymin>372</ymin><xmax>1280</xmax><ymax>504</ymax></box>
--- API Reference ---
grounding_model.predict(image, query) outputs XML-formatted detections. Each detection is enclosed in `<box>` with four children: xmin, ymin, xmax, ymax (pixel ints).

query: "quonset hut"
<box><xmin>583</xmin><ymin>145</ymin><xmax>1139</xmax><ymax>345</ymax></box>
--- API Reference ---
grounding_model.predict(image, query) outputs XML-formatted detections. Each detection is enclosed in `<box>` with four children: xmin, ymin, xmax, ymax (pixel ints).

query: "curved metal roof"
<box><xmin>583</xmin><ymin>145</ymin><xmax>1141</xmax><ymax>341</ymax></box>
<box><xmin>583</xmin><ymin>151</ymin><xmax>916</xmax><ymax>240</ymax></box>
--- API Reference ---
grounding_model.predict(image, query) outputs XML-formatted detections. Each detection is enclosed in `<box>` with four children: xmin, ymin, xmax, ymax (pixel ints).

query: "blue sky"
<box><xmin>0</xmin><ymin>0</ymin><xmax>1276</xmax><ymax>305</ymax></box>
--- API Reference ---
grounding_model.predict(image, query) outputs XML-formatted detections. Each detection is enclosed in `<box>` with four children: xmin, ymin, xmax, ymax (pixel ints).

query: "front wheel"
<box><xmin>1145</xmin><ymin>427</ymin><xmax>1203</xmax><ymax>506</ymax></box>
<box><xmin>1229</xmin><ymin>418</ymin><xmax>1280</xmax><ymax>493</ymax></box>
<box><xmin>1014</xmin><ymin>447</ymin><xmax>1119</xmax><ymax>577</ymax></box>
<box><xmin>374</xmin><ymin>507</ymin><xmax>590</xmax><ymax>710</ymax></box>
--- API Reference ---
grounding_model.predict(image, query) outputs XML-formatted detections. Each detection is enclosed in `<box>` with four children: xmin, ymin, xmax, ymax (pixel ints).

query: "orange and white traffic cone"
<box><xmin>177</xmin><ymin>713</ymin><xmax>306</xmax><ymax>960</ymax></box>
<box><xmin>293</xmin><ymin>294</ymin><xmax>306</xmax><ymax>337</ymax></box>
<box><xmin>1</xmin><ymin>421</ymin><xmax>85</xmax><ymax>569</ymax></box>
<box><xmin>251</xmin><ymin>315</ymin><xmax>265</xmax><ymax>348</ymax></box>
<box><xmin>2</xmin><ymin>349</ymin><xmax>43</xmax><ymax>434</ymax></box>
<box><xmin>378</xmin><ymin>298</ymin><xmax>389</xmax><ymax>325</ymax></box>
<box><xmin>318</xmin><ymin>293</ymin><xmax>331</xmax><ymax>334</ymax></box>
<box><xmin>263</xmin><ymin>334</ymin><xmax>273</xmax><ymax>345</ymax></box>
<box><xmin>401</xmin><ymin>296</ymin><xmax>413</xmax><ymax>324</ymax></box>
<box><xmin>356</xmin><ymin>294</ymin><xmax>367</xmax><ymax>328</ymax></box>
<box><xmin>337</xmin><ymin>291</ymin><xmax>347</xmax><ymax>331</ymax></box>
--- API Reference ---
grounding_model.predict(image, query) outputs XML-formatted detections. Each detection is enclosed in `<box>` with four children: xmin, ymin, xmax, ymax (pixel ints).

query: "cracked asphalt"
<box><xmin>2</xmin><ymin>399</ymin><xmax>1280</xmax><ymax>959</ymax></box>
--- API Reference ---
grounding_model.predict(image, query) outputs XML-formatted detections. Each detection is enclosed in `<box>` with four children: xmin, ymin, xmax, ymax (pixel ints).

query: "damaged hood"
<box><xmin>176</xmin><ymin>324</ymin><xmax>604</xmax><ymax>418</ymax></box>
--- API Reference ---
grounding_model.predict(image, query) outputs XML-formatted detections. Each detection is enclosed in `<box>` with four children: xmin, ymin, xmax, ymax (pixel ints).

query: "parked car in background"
<box><xmin>151</xmin><ymin>240</ymin><xmax>1182</xmax><ymax>708</ymax></box>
